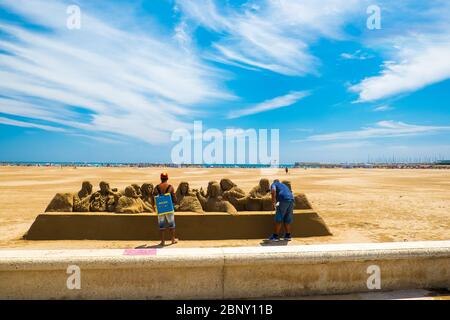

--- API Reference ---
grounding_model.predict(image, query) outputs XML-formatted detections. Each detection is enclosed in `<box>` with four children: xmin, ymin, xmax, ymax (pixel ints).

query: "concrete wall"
<box><xmin>0</xmin><ymin>241</ymin><xmax>449</xmax><ymax>299</ymax></box>
<box><xmin>23</xmin><ymin>210</ymin><xmax>331</xmax><ymax>240</ymax></box>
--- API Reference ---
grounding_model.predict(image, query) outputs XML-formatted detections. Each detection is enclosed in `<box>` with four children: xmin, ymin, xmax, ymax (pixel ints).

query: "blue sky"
<box><xmin>0</xmin><ymin>0</ymin><xmax>450</xmax><ymax>163</ymax></box>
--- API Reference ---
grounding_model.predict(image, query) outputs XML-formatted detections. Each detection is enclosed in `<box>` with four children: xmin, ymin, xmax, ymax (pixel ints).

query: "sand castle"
<box><xmin>44</xmin><ymin>179</ymin><xmax>313</xmax><ymax>214</ymax></box>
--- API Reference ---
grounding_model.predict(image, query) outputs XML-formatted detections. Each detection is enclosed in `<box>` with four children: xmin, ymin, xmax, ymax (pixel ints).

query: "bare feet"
<box><xmin>159</xmin><ymin>241</ymin><xmax>165</xmax><ymax>247</ymax></box>
<box><xmin>171</xmin><ymin>238</ymin><xmax>178</xmax><ymax>245</ymax></box>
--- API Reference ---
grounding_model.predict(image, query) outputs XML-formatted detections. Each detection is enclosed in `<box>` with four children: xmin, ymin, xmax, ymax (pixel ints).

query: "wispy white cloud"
<box><xmin>350</xmin><ymin>1</ymin><xmax>450</xmax><ymax>102</ymax></box>
<box><xmin>373</xmin><ymin>105</ymin><xmax>392</xmax><ymax>112</ymax></box>
<box><xmin>227</xmin><ymin>91</ymin><xmax>310</xmax><ymax>119</ymax></box>
<box><xmin>350</xmin><ymin>40</ymin><xmax>450</xmax><ymax>102</ymax></box>
<box><xmin>306</xmin><ymin>141</ymin><xmax>373</xmax><ymax>150</ymax></box>
<box><xmin>69</xmin><ymin>133</ymin><xmax>126</xmax><ymax>145</ymax></box>
<box><xmin>177</xmin><ymin>0</ymin><xmax>367</xmax><ymax>76</ymax></box>
<box><xmin>0</xmin><ymin>0</ymin><xmax>233</xmax><ymax>143</ymax></box>
<box><xmin>297</xmin><ymin>120</ymin><xmax>450</xmax><ymax>142</ymax></box>
<box><xmin>0</xmin><ymin>116</ymin><xmax>65</xmax><ymax>132</ymax></box>
<box><xmin>340</xmin><ymin>50</ymin><xmax>373</xmax><ymax>60</ymax></box>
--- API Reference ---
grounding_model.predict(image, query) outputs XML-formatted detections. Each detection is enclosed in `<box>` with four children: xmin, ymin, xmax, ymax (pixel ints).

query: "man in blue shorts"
<box><xmin>153</xmin><ymin>172</ymin><xmax>178</xmax><ymax>246</ymax></box>
<box><xmin>268</xmin><ymin>179</ymin><xmax>294</xmax><ymax>241</ymax></box>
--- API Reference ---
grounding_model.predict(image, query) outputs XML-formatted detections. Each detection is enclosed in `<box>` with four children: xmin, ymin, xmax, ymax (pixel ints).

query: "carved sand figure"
<box><xmin>174</xmin><ymin>181</ymin><xmax>204</xmax><ymax>213</ymax></box>
<box><xmin>220</xmin><ymin>178</ymin><xmax>247</xmax><ymax>211</ymax></box>
<box><xmin>89</xmin><ymin>181</ymin><xmax>119</xmax><ymax>212</ymax></box>
<box><xmin>196</xmin><ymin>181</ymin><xmax>237</xmax><ymax>213</ymax></box>
<box><xmin>199</xmin><ymin>180</ymin><xmax>218</xmax><ymax>198</ymax></box>
<box><xmin>45</xmin><ymin>193</ymin><xmax>74</xmax><ymax>212</ymax></box>
<box><xmin>73</xmin><ymin>181</ymin><xmax>93</xmax><ymax>212</ymax></box>
<box><xmin>249</xmin><ymin>178</ymin><xmax>271</xmax><ymax>198</ymax></box>
<box><xmin>140</xmin><ymin>183</ymin><xmax>154</xmax><ymax>210</ymax></box>
<box><xmin>282</xmin><ymin>180</ymin><xmax>313</xmax><ymax>210</ymax></box>
<box><xmin>245</xmin><ymin>178</ymin><xmax>273</xmax><ymax>211</ymax></box>
<box><xmin>43</xmin><ymin>178</ymin><xmax>313</xmax><ymax>214</ymax></box>
<box><xmin>131</xmin><ymin>184</ymin><xmax>142</xmax><ymax>197</ymax></box>
<box><xmin>220</xmin><ymin>178</ymin><xmax>245</xmax><ymax>195</ymax></box>
<box><xmin>115</xmin><ymin>186</ymin><xmax>153</xmax><ymax>213</ymax></box>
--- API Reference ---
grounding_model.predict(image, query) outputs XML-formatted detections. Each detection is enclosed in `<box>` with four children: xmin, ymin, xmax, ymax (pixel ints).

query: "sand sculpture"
<box><xmin>46</xmin><ymin>181</ymin><xmax>92</xmax><ymax>212</ymax></box>
<box><xmin>45</xmin><ymin>193</ymin><xmax>74</xmax><ymax>212</ymax></box>
<box><xmin>115</xmin><ymin>186</ymin><xmax>153</xmax><ymax>213</ymax></box>
<box><xmin>33</xmin><ymin>179</ymin><xmax>331</xmax><ymax>240</ymax></box>
<box><xmin>131</xmin><ymin>184</ymin><xmax>142</xmax><ymax>197</ymax></box>
<box><xmin>199</xmin><ymin>180</ymin><xmax>217</xmax><ymax>198</ymax></box>
<box><xmin>220</xmin><ymin>178</ymin><xmax>247</xmax><ymax>211</ymax></box>
<box><xmin>196</xmin><ymin>181</ymin><xmax>237</xmax><ymax>213</ymax></box>
<box><xmin>140</xmin><ymin>183</ymin><xmax>154</xmax><ymax>208</ymax></box>
<box><xmin>174</xmin><ymin>181</ymin><xmax>204</xmax><ymax>213</ymax></box>
<box><xmin>282</xmin><ymin>180</ymin><xmax>313</xmax><ymax>210</ymax></box>
<box><xmin>44</xmin><ymin>179</ymin><xmax>312</xmax><ymax>214</ymax></box>
<box><xmin>73</xmin><ymin>181</ymin><xmax>93</xmax><ymax>212</ymax></box>
<box><xmin>244</xmin><ymin>178</ymin><xmax>273</xmax><ymax>211</ymax></box>
<box><xmin>249</xmin><ymin>178</ymin><xmax>271</xmax><ymax>198</ymax></box>
<box><xmin>90</xmin><ymin>181</ymin><xmax>120</xmax><ymax>212</ymax></box>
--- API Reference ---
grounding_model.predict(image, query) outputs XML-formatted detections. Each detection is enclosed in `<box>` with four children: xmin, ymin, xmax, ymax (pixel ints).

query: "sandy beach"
<box><xmin>0</xmin><ymin>166</ymin><xmax>449</xmax><ymax>249</ymax></box>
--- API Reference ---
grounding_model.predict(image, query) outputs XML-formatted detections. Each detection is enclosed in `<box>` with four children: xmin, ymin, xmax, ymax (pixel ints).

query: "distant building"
<box><xmin>436</xmin><ymin>160</ymin><xmax>450</xmax><ymax>165</ymax></box>
<box><xmin>294</xmin><ymin>162</ymin><xmax>324</xmax><ymax>168</ymax></box>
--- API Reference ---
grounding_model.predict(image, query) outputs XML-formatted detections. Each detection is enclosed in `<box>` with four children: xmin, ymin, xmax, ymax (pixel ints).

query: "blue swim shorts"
<box><xmin>158</xmin><ymin>213</ymin><xmax>176</xmax><ymax>230</ymax></box>
<box><xmin>274</xmin><ymin>200</ymin><xmax>294</xmax><ymax>224</ymax></box>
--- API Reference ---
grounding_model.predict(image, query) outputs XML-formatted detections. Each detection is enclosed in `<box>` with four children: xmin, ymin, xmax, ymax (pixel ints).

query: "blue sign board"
<box><xmin>154</xmin><ymin>193</ymin><xmax>174</xmax><ymax>215</ymax></box>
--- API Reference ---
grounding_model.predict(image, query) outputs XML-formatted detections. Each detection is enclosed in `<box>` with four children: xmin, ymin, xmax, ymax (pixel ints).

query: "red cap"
<box><xmin>160</xmin><ymin>172</ymin><xmax>169</xmax><ymax>180</ymax></box>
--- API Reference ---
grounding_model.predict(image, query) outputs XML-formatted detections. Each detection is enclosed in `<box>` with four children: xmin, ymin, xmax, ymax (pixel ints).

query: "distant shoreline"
<box><xmin>0</xmin><ymin>162</ymin><xmax>449</xmax><ymax>169</ymax></box>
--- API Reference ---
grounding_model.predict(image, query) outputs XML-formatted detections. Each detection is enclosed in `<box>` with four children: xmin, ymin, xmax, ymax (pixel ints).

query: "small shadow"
<box><xmin>134</xmin><ymin>243</ymin><xmax>165</xmax><ymax>249</ymax></box>
<box><xmin>426</xmin><ymin>288</ymin><xmax>450</xmax><ymax>297</ymax></box>
<box><xmin>259</xmin><ymin>239</ymin><xmax>289</xmax><ymax>246</ymax></box>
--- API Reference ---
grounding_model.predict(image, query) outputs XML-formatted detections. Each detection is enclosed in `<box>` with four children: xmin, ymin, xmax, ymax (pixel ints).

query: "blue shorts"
<box><xmin>158</xmin><ymin>213</ymin><xmax>176</xmax><ymax>230</ymax></box>
<box><xmin>275</xmin><ymin>200</ymin><xmax>294</xmax><ymax>224</ymax></box>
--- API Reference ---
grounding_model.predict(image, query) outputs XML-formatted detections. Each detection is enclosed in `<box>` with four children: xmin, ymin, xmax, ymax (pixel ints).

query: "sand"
<box><xmin>0</xmin><ymin>166</ymin><xmax>449</xmax><ymax>249</ymax></box>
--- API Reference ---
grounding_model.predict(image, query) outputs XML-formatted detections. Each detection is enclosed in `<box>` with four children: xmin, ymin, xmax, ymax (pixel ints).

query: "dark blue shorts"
<box><xmin>275</xmin><ymin>200</ymin><xmax>294</xmax><ymax>224</ymax></box>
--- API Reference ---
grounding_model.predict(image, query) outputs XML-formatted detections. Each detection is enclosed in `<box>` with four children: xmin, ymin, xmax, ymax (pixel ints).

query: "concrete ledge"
<box><xmin>0</xmin><ymin>241</ymin><xmax>449</xmax><ymax>299</ymax></box>
<box><xmin>23</xmin><ymin>210</ymin><xmax>331</xmax><ymax>240</ymax></box>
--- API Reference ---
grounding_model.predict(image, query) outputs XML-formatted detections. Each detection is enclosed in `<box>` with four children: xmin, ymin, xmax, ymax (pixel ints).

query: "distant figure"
<box><xmin>285</xmin><ymin>167</ymin><xmax>289</xmax><ymax>174</ymax></box>
<box><xmin>268</xmin><ymin>179</ymin><xmax>294</xmax><ymax>242</ymax></box>
<box><xmin>153</xmin><ymin>172</ymin><xmax>178</xmax><ymax>246</ymax></box>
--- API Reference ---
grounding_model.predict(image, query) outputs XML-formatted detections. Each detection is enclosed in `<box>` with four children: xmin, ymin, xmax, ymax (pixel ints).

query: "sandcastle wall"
<box><xmin>24</xmin><ymin>210</ymin><xmax>331</xmax><ymax>240</ymax></box>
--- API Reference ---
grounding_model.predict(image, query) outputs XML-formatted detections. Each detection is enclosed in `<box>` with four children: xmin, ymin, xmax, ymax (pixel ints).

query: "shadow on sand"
<box><xmin>134</xmin><ymin>243</ymin><xmax>175</xmax><ymax>249</ymax></box>
<box><xmin>259</xmin><ymin>239</ymin><xmax>289</xmax><ymax>246</ymax></box>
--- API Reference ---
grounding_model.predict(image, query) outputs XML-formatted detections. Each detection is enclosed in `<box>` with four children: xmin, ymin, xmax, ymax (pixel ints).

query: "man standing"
<box><xmin>268</xmin><ymin>179</ymin><xmax>294</xmax><ymax>241</ymax></box>
<box><xmin>153</xmin><ymin>172</ymin><xmax>178</xmax><ymax>246</ymax></box>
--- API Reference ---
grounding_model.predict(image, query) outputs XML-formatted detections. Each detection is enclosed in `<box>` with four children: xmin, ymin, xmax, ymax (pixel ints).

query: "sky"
<box><xmin>0</xmin><ymin>0</ymin><xmax>450</xmax><ymax>164</ymax></box>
